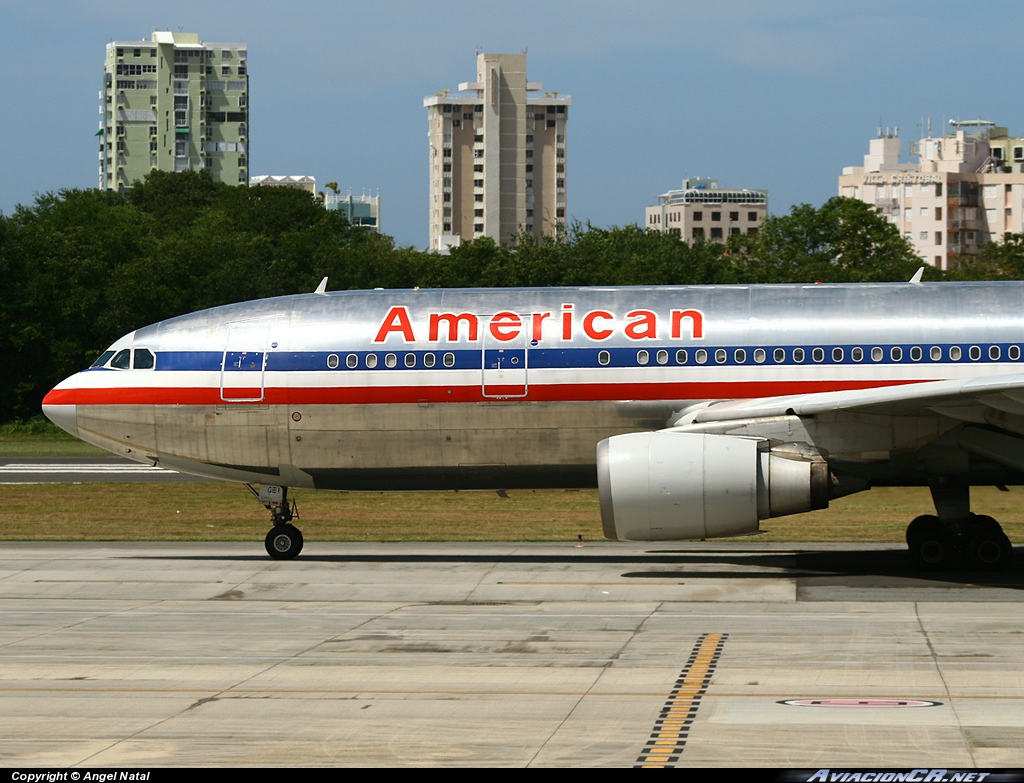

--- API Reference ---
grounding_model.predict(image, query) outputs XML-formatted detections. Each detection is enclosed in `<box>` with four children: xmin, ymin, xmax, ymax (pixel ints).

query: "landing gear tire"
<box><xmin>265</xmin><ymin>524</ymin><xmax>304</xmax><ymax>560</ymax></box>
<box><xmin>966</xmin><ymin>516</ymin><xmax>1012</xmax><ymax>572</ymax></box>
<box><xmin>908</xmin><ymin>517</ymin><xmax>955</xmax><ymax>571</ymax></box>
<box><xmin>906</xmin><ymin>515</ymin><xmax>938</xmax><ymax>545</ymax></box>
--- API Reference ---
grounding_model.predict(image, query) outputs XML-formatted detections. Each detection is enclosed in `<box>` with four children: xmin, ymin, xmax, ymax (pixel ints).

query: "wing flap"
<box><xmin>690</xmin><ymin>373</ymin><xmax>1024</xmax><ymax>423</ymax></box>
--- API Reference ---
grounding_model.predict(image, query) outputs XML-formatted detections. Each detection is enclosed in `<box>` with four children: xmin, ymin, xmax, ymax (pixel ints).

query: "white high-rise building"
<box><xmin>100</xmin><ymin>31</ymin><xmax>248</xmax><ymax>191</ymax></box>
<box><xmin>839</xmin><ymin>121</ymin><xmax>1024</xmax><ymax>269</ymax></box>
<box><xmin>425</xmin><ymin>52</ymin><xmax>570</xmax><ymax>250</ymax></box>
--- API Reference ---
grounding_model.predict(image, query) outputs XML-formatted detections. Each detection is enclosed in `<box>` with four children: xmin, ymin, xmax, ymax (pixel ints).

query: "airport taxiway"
<box><xmin>0</xmin><ymin>541</ymin><xmax>1021</xmax><ymax>767</ymax></box>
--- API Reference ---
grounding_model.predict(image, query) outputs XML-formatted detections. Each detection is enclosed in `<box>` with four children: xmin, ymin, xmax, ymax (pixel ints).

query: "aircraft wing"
<box><xmin>686</xmin><ymin>372</ymin><xmax>1024</xmax><ymax>424</ymax></box>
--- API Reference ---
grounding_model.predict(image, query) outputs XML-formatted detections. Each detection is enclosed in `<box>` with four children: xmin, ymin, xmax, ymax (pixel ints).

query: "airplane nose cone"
<box><xmin>42</xmin><ymin>396</ymin><xmax>78</xmax><ymax>439</ymax></box>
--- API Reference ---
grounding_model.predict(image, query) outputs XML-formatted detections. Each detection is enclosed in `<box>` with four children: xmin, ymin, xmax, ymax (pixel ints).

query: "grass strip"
<box><xmin>1</xmin><ymin>483</ymin><xmax>1021</xmax><ymax>543</ymax></box>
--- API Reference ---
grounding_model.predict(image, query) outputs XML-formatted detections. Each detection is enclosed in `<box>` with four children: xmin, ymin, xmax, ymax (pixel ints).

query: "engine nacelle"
<box><xmin>596</xmin><ymin>431</ymin><xmax>830</xmax><ymax>541</ymax></box>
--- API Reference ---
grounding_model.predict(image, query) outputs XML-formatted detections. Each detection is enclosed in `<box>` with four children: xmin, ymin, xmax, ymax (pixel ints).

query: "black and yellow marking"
<box><xmin>635</xmin><ymin>631</ymin><xmax>727</xmax><ymax>768</ymax></box>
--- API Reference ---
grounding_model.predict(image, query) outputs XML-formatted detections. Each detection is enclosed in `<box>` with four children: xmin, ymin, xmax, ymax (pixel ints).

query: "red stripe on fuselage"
<box><xmin>42</xmin><ymin>379</ymin><xmax>924</xmax><ymax>407</ymax></box>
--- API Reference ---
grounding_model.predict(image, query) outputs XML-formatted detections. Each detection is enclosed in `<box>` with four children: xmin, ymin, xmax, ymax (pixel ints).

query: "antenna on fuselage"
<box><xmin>314</xmin><ymin>277</ymin><xmax>329</xmax><ymax>294</ymax></box>
<box><xmin>909</xmin><ymin>267</ymin><xmax>925</xmax><ymax>285</ymax></box>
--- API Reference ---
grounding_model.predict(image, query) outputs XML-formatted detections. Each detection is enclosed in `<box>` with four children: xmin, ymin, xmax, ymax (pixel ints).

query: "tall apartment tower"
<box><xmin>425</xmin><ymin>52</ymin><xmax>570</xmax><ymax>250</ymax></box>
<box><xmin>99</xmin><ymin>31</ymin><xmax>248</xmax><ymax>192</ymax></box>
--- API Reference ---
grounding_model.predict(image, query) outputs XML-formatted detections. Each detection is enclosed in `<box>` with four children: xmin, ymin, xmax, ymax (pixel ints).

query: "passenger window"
<box><xmin>969</xmin><ymin>345</ymin><xmax>981</xmax><ymax>361</ymax></box>
<box><xmin>695</xmin><ymin>349</ymin><xmax>708</xmax><ymax>365</ymax></box>
<box><xmin>990</xmin><ymin>345</ymin><xmax>1001</xmax><ymax>361</ymax></box>
<box><xmin>832</xmin><ymin>347</ymin><xmax>843</xmax><ymax>362</ymax></box>
<box><xmin>793</xmin><ymin>348</ymin><xmax>805</xmax><ymax>363</ymax></box>
<box><xmin>715</xmin><ymin>349</ymin><xmax>727</xmax><ymax>364</ymax></box>
<box><xmin>753</xmin><ymin>348</ymin><xmax>766</xmax><ymax>364</ymax></box>
<box><xmin>424</xmin><ymin>353</ymin><xmax>436</xmax><ymax>368</ymax></box>
<box><xmin>133</xmin><ymin>348</ymin><xmax>155</xmax><ymax>369</ymax></box>
<box><xmin>930</xmin><ymin>346</ymin><xmax>942</xmax><ymax>361</ymax></box>
<box><xmin>851</xmin><ymin>347</ymin><xmax>863</xmax><ymax>362</ymax></box>
<box><xmin>443</xmin><ymin>352</ymin><xmax>455</xmax><ymax>367</ymax></box>
<box><xmin>910</xmin><ymin>346</ymin><xmax>922</xmax><ymax>362</ymax></box>
<box><xmin>637</xmin><ymin>350</ymin><xmax>650</xmax><ymax>366</ymax></box>
<box><xmin>1010</xmin><ymin>345</ymin><xmax>1021</xmax><ymax>361</ymax></box>
<box><xmin>871</xmin><ymin>347</ymin><xmax>883</xmax><ymax>362</ymax></box>
<box><xmin>811</xmin><ymin>347</ymin><xmax>824</xmax><ymax>363</ymax></box>
<box><xmin>110</xmin><ymin>349</ymin><xmax>131</xmax><ymax>370</ymax></box>
<box><xmin>385</xmin><ymin>353</ymin><xmax>397</xmax><ymax>368</ymax></box>
<box><xmin>773</xmin><ymin>348</ymin><xmax>785</xmax><ymax>363</ymax></box>
<box><xmin>734</xmin><ymin>348</ymin><xmax>746</xmax><ymax>363</ymax></box>
<box><xmin>891</xmin><ymin>347</ymin><xmax>903</xmax><ymax>362</ymax></box>
<box><xmin>366</xmin><ymin>353</ymin><xmax>378</xmax><ymax>368</ymax></box>
<box><xmin>405</xmin><ymin>353</ymin><xmax>417</xmax><ymax>368</ymax></box>
<box><xmin>656</xmin><ymin>349</ymin><xmax>668</xmax><ymax>365</ymax></box>
<box><xmin>949</xmin><ymin>346</ymin><xmax>962</xmax><ymax>361</ymax></box>
<box><xmin>327</xmin><ymin>354</ymin><xmax>340</xmax><ymax>369</ymax></box>
<box><xmin>598</xmin><ymin>350</ymin><xmax>610</xmax><ymax>366</ymax></box>
<box><xmin>346</xmin><ymin>354</ymin><xmax>358</xmax><ymax>369</ymax></box>
<box><xmin>675</xmin><ymin>349</ymin><xmax>687</xmax><ymax>364</ymax></box>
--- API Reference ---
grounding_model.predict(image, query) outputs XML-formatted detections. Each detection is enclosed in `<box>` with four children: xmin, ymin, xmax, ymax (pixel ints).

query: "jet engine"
<box><xmin>596</xmin><ymin>431</ymin><xmax>831</xmax><ymax>541</ymax></box>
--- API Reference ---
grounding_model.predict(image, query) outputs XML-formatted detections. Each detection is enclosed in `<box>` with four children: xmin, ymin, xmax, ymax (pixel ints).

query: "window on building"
<box><xmin>920</xmin><ymin>231</ymin><xmax>928</xmax><ymax>240</ymax></box>
<box><xmin>935</xmin><ymin>207</ymin><xmax>942</xmax><ymax>220</ymax></box>
<box><xmin>710</xmin><ymin>227</ymin><xmax>723</xmax><ymax>239</ymax></box>
<box><xmin>905</xmin><ymin>208</ymin><xmax>912</xmax><ymax>221</ymax></box>
<box><xmin>474</xmin><ymin>209</ymin><xmax>483</xmax><ymax>217</ymax></box>
<box><xmin>729</xmin><ymin>227</ymin><xmax>740</xmax><ymax>235</ymax></box>
<box><xmin>711</xmin><ymin>212</ymin><xmax>721</xmax><ymax>221</ymax></box>
<box><xmin>525</xmin><ymin>164</ymin><xmax>533</xmax><ymax>173</ymax></box>
<box><xmin>474</xmin><ymin>134</ymin><xmax>483</xmax><ymax>143</ymax></box>
<box><xmin>920</xmin><ymin>207</ymin><xmax>928</xmax><ymax>217</ymax></box>
<box><xmin>936</xmin><ymin>231</ymin><xmax>942</xmax><ymax>245</ymax></box>
<box><xmin>548</xmin><ymin>120</ymin><xmax>557</xmax><ymax>129</ymax></box>
<box><xmin>474</xmin><ymin>223</ymin><xmax>484</xmax><ymax>232</ymax></box>
<box><xmin>526</xmin><ymin>150</ymin><xmax>533</xmax><ymax>158</ymax></box>
<box><xmin>525</xmin><ymin>179</ymin><xmax>533</xmax><ymax>188</ymax></box>
<box><xmin>526</xmin><ymin>134</ymin><xmax>533</xmax><ymax>143</ymax></box>
<box><xmin>747</xmin><ymin>227</ymin><xmax>758</xmax><ymax>235</ymax></box>
<box><xmin>474</xmin><ymin>164</ymin><xmax>483</xmax><ymax>172</ymax></box>
<box><xmin>443</xmin><ymin>163</ymin><xmax>451</xmax><ymax>172</ymax></box>
<box><xmin>474</xmin><ymin>194</ymin><xmax>483</xmax><ymax>202</ymax></box>
<box><xmin>557</xmin><ymin>208</ymin><xmax>565</xmax><ymax>218</ymax></box>
<box><xmin>729</xmin><ymin>211</ymin><xmax>739</xmax><ymax>221</ymax></box>
<box><xmin>693</xmin><ymin>211</ymin><xmax>703</xmax><ymax>221</ymax></box>
<box><xmin>474</xmin><ymin>179</ymin><xmax>483</xmax><ymax>187</ymax></box>
<box><xmin>748</xmin><ymin>212</ymin><xmax>757</xmax><ymax>221</ymax></box>
<box><xmin>526</xmin><ymin>209</ymin><xmax>533</xmax><ymax>218</ymax></box>
<box><xmin>692</xmin><ymin>227</ymin><xmax>704</xmax><ymax>238</ymax></box>
<box><xmin>463</xmin><ymin>113</ymin><xmax>473</xmax><ymax>120</ymax></box>
<box><xmin>473</xmin><ymin>149</ymin><xmax>482</xmax><ymax>158</ymax></box>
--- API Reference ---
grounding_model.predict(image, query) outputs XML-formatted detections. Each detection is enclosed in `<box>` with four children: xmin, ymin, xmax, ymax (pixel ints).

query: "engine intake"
<box><xmin>596</xmin><ymin>431</ymin><xmax>830</xmax><ymax>541</ymax></box>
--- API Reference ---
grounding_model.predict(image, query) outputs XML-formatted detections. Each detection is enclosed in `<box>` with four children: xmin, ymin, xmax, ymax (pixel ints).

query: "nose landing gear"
<box><xmin>247</xmin><ymin>484</ymin><xmax>303</xmax><ymax>560</ymax></box>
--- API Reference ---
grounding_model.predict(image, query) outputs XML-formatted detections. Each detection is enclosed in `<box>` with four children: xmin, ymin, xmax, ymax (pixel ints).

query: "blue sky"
<box><xmin>3</xmin><ymin>1</ymin><xmax>1024</xmax><ymax>248</ymax></box>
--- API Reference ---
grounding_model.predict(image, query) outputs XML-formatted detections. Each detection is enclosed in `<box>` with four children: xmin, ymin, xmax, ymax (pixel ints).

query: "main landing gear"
<box><xmin>906</xmin><ymin>476</ymin><xmax>1014</xmax><ymax>572</ymax></box>
<box><xmin>247</xmin><ymin>484</ymin><xmax>303</xmax><ymax>560</ymax></box>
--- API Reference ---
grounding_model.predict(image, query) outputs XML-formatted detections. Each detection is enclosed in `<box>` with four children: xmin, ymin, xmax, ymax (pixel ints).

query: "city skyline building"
<box><xmin>424</xmin><ymin>52</ymin><xmax>570</xmax><ymax>250</ymax></box>
<box><xmin>99</xmin><ymin>31</ymin><xmax>248</xmax><ymax>192</ymax></box>
<box><xmin>644</xmin><ymin>177</ymin><xmax>768</xmax><ymax>243</ymax></box>
<box><xmin>839</xmin><ymin>120</ymin><xmax>1024</xmax><ymax>269</ymax></box>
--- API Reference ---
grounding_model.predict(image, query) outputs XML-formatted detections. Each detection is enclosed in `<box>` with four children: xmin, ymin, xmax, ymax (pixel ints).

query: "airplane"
<box><xmin>41</xmin><ymin>278</ymin><xmax>1022</xmax><ymax>571</ymax></box>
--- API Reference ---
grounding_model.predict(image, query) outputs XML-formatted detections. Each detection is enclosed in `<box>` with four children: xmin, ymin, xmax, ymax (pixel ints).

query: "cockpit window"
<box><xmin>110</xmin><ymin>349</ymin><xmax>131</xmax><ymax>370</ymax></box>
<box><xmin>133</xmin><ymin>348</ymin><xmax>155</xmax><ymax>370</ymax></box>
<box><xmin>91</xmin><ymin>351</ymin><xmax>115</xmax><ymax>368</ymax></box>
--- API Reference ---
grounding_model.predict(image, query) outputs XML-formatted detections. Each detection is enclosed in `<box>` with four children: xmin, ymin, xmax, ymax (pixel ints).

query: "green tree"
<box><xmin>732</xmin><ymin>197</ymin><xmax>929</xmax><ymax>283</ymax></box>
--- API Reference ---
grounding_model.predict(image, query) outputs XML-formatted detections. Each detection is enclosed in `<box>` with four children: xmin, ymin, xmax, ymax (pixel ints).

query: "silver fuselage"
<box><xmin>42</xmin><ymin>283</ymin><xmax>1024</xmax><ymax>490</ymax></box>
